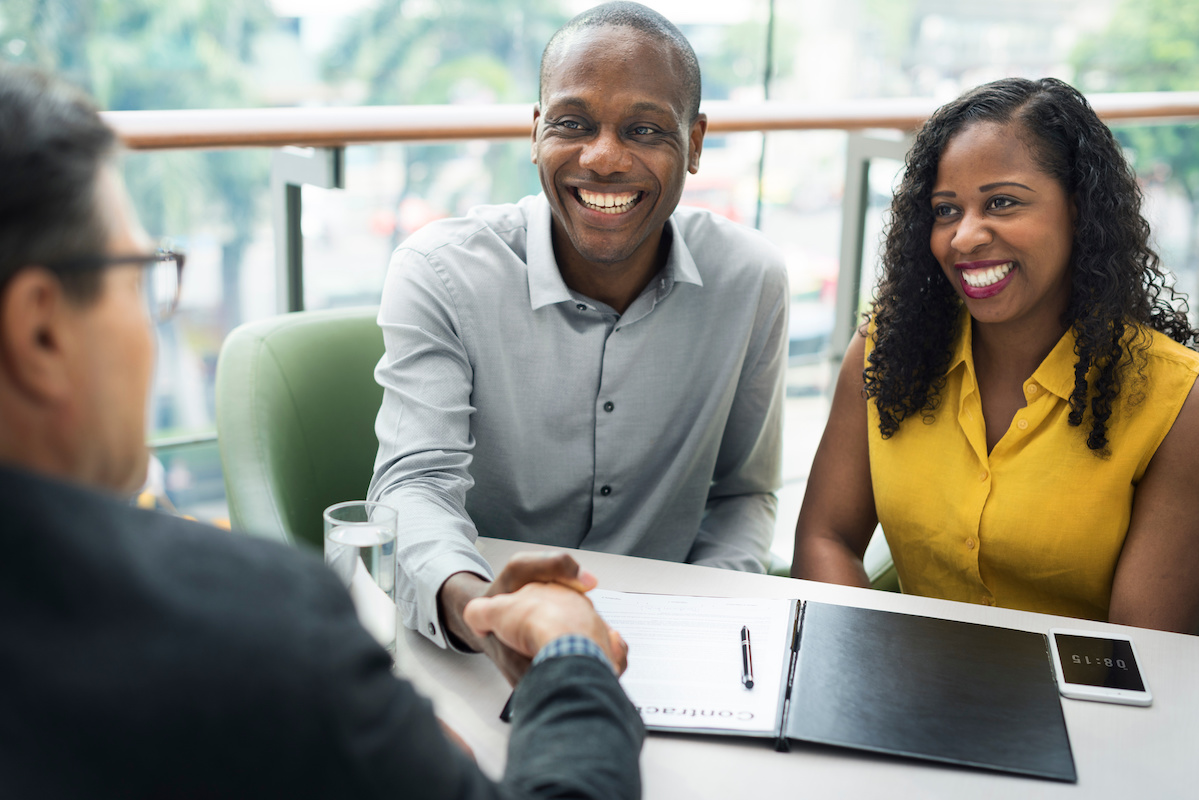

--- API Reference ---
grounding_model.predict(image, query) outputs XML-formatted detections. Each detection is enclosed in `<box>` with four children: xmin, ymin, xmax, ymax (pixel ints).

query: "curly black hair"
<box><xmin>866</xmin><ymin>77</ymin><xmax>1197</xmax><ymax>452</ymax></box>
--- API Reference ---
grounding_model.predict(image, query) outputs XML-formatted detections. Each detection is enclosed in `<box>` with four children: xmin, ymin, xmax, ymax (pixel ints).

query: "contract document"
<box><xmin>590</xmin><ymin>589</ymin><xmax>1077</xmax><ymax>783</ymax></box>
<box><xmin>590</xmin><ymin>590</ymin><xmax>792</xmax><ymax>735</ymax></box>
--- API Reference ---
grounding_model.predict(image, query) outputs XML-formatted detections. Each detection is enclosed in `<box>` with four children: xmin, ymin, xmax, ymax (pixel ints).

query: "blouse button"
<box><xmin>600</xmin><ymin>485</ymin><xmax>612</xmax><ymax>496</ymax></box>
<box><xmin>1025</xmin><ymin>383</ymin><xmax>1038</xmax><ymax>395</ymax></box>
<box><xmin>576</xmin><ymin>303</ymin><xmax>587</xmax><ymax>311</ymax></box>
<box><xmin>1017</xmin><ymin>419</ymin><xmax>1029</xmax><ymax>431</ymax></box>
<box><xmin>965</xmin><ymin>538</ymin><xmax>976</xmax><ymax>550</ymax></box>
<box><xmin>978</xmin><ymin>470</ymin><xmax>989</xmax><ymax>482</ymax></box>
<box><xmin>603</xmin><ymin>401</ymin><xmax>615</xmax><ymax>412</ymax></box>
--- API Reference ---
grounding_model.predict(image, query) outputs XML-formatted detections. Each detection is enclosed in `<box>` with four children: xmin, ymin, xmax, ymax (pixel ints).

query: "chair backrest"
<box><xmin>864</xmin><ymin>528</ymin><xmax>900</xmax><ymax>592</ymax></box>
<box><xmin>215</xmin><ymin>306</ymin><xmax>383</xmax><ymax>550</ymax></box>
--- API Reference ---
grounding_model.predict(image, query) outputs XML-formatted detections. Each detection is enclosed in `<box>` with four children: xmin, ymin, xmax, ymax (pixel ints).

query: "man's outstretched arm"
<box><xmin>318</xmin><ymin>563</ymin><xmax>642</xmax><ymax>800</ymax></box>
<box><xmin>369</xmin><ymin>245</ymin><xmax>496</xmax><ymax>649</ymax></box>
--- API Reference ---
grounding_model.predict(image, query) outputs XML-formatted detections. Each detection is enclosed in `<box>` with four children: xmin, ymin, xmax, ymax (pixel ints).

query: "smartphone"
<box><xmin>1047</xmin><ymin>628</ymin><xmax>1152</xmax><ymax>707</ymax></box>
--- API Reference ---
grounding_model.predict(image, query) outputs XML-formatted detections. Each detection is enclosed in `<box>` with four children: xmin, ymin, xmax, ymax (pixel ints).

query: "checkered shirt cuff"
<box><xmin>532</xmin><ymin>634</ymin><xmax>613</xmax><ymax>671</ymax></box>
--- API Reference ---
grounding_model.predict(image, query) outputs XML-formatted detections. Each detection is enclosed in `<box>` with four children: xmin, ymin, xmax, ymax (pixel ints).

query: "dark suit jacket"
<box><xmin>0</xmin><ymin>465</ymin><xmax>643</xmax><ymax>798</ymax></box>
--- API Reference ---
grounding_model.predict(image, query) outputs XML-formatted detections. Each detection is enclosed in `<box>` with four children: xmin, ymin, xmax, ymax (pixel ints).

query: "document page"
<box><xmin>590</xmin><ymin>589</ymin><xmax>795</xmax><ymax>735</ymax></box>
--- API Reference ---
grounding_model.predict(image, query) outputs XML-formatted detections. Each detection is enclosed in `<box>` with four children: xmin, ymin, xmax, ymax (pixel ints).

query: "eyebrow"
<box><xmin>546</xmin><ymin>96</ymin><xmax>676</xmax><ymax>118</ymax></box>
<box><xmin>981</xmin><ymin>181</ymin><xmax>1035</xmax><ymax>192</ymax></box>
<box><xmin>930</xmin><ymin>181</ymin><xmax>1036</xmax><ymax>200</ymax></box>
<box><xmin>626</xmin><ymin>100</ymin><xmax>674</xmax><ymax>117</ymax></box>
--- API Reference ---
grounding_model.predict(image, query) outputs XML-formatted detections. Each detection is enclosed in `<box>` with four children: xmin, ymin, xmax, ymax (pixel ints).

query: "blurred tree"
<box><xmin>0</xmin><ymin>0</ymin><xmax>273</xmax><ymax>331</ymax></box>
<box><xmin>324</xmin><ymin>0</ymin><xmax>568</xmax><ymax>214</ymax></box>
<box><xmin>1074</xmin><ymin>0</ymin><xmax>1199</xmax><ymax>278</ymax></box>
<box><xmin>860</xmin><ymin>0</ymin><xmax>918</xmax><ymax>97</ymax></box>
<box><xmin>700</xmin><ymin>16</ymin><xmax>799</xmax><ymax>102</ymax></box>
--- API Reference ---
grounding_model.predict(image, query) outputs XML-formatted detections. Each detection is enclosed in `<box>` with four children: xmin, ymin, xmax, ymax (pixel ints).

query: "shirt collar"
<box><xmin>947</xmin><ymin>308</ymin><xmax>973</xmax><ymax>376</ymax></box>
<box><xmin>526</xmin><ymin>194</ymin><xmax>703</xmax><ymax>311</ymax></box>
<box><xmin>527</xmin><ymin>195</ymin><xmax>571</xmax><ymax>310</ymax></box>
<box><xmin>1030</xmin><ymin>326</ymin><xmax>1078</xmax><ymax>401</ymax></box>
<box><xmin>662</xmin><ymin>215</ymin><xmax>704</xmax><ymax>289</ymax></box>
<box><xmin>948</xmin><ymin>307</ymin><xmax>1077</xmax><ymax>401</ymax></box>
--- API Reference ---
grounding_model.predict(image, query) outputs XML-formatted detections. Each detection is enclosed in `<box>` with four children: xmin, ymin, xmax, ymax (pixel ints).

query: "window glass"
<box><xmin>4</xmin><ymin>1</ymin><xmax>1195</xmax><ymax>558</ymax></box>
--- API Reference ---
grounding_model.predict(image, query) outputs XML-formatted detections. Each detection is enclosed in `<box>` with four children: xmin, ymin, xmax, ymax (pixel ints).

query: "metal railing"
<box><xmin>102</xmin><ymin>93</ymin><xmax>1199</xmax><ymax>150</ymax></box>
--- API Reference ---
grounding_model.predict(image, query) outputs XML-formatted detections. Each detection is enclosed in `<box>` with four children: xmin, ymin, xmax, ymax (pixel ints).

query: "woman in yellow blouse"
<box><xmin>792</xmin><ymin>77</ymin><xmax>1199</xmax><ymax>633</ymax></box>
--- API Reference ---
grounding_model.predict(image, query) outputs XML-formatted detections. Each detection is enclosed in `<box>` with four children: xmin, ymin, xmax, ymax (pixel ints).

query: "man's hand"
<box><xmin>464</xmin><ymin>583</ymin><xmax>628</xmax><ymax>675</ymax></box>
<box><xmin>438</xmin><ymin>552</ymin><xmax>601</xmax><ymax>684</ymax></box>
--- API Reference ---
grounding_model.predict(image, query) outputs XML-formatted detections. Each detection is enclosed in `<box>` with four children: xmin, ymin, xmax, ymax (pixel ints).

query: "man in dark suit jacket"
<box><xmin>0</xmin><ymin>64</ymin><xmax>643</xmax><ymax>799</ymax></box>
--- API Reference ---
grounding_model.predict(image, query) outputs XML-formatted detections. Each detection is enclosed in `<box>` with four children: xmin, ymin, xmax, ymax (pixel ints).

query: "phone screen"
<box><xmin>1053</xmin><ymin>633</ymin><xmax>1145</xmax><ymax>691</ymax></box>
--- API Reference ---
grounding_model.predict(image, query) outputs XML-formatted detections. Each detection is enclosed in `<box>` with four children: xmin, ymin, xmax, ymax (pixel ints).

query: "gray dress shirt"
<box><xmin>369</xmin><ymin>194</ymin><xmax>788</xmax><ymax>648</ymax></box>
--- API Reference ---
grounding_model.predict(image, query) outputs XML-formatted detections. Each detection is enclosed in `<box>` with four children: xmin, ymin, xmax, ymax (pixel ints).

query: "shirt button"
<box><xmin>1017</xmin><ymin>419</ymin><xmax>1029</xmax><ymax>430</ymax></box>
<box><xmin>979</xmin><ymin>470</ymin><xmax>989</xmax><ymax>482</ymax></box>
<box><xmin>603</xmin><ymin>401</ymin><xmax>615</xmax><ymax>412</ymax></box>
<box><xmin>576</xmin><ymin>303</ymin><xmax>586</xmax><ymax>311</ymax></box>
<box><xmin>965</xmin><ymin>537</ymin><xmax>976</xmax><ymax>550</ymax></box>
<box><xmin>600</xmin><ymin>485</ymin><xmax>612</xmax><ymax>496</ymax></box>
<box><xmin>428</xmin><ymin>622</ymin><xmax>436</xmax><ymax>635</ymax></box>
<box><xmin>1025</xmin><ymin>383</ymin><xmax>1038</xmax><ymax>395</ymax></box>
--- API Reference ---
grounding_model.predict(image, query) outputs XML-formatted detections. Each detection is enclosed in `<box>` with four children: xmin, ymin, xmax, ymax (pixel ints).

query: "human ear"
<box><xmin>687</xmin><ymin>113</ymin><xmax>708</xmax><ymax>174</ymax></box>
<box><xmin>531</xmin><ymin>105</ymin><xmax>542</xmax><ymax>165</ymax></box>
<box><xmin>0</xmin><ymin>268</ymin><xmax>77</xmax><ymax>405</ymax></box>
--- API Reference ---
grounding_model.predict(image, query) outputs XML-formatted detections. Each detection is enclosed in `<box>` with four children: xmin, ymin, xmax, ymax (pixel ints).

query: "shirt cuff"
<box><xmin>410</xmin><ymin>550</ymin><xmax>495</xmax><ymax>652</ymax></box>
<box><xmin>532</xmin><ymin>634</ymin><xmax>613</xmax><ymax>672</ymax></box>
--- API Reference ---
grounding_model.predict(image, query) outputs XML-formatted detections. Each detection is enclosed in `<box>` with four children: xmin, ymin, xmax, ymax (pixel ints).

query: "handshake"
<box><xmin>461</xmin><ymin>552</ymin><xmax>629</xmax><ymax>683</ymax></box>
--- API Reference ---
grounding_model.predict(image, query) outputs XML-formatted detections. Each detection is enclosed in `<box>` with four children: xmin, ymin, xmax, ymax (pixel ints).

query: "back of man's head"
<box><xmin>0</xmin><ymin>65</ymin><xmax>116</xmax><ymax>303</ymax></box>
<box><xmin>539</xmin><ymin>1</ymin><xmax>702</xmax><ymax>122</ymax></box>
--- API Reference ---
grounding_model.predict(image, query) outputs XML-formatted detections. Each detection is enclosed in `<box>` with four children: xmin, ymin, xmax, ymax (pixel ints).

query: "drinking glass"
<box><xmin>323</xmin><ymin>501</ymin><xmax>398</xmax><ymax>654</ymax></box>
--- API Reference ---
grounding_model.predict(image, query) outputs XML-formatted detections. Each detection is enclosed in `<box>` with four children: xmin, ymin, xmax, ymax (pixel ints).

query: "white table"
<box><xmin>394</xmin><ymin>538</ymin><xmax>1199</xmax><ymax>799</ymax></box>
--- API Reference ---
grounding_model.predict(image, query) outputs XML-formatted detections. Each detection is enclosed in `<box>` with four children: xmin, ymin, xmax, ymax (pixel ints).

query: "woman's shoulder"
<box><xmin>1138</xmin><ymin>326</ymin><xmax>1199</xmax><ymax>377</ymax></box>
<box><xmin>1118</xmin><ymin>325</ymin><xmax>1199</xmax><ymax>437</ymax></box>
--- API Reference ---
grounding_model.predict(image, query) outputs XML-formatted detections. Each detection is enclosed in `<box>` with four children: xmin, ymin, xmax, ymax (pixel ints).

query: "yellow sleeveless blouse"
<box><xmin>866</xmin><ymin>312</ymin><xmax>1199</xmax><ymax>621</ymax></box>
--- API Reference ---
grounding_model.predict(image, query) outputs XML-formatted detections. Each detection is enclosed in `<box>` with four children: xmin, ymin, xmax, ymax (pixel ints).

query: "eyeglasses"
<box><xmin>49</xmin><ymin>249</ymin><xmax>185</xmax><ymax>322</ymax></box>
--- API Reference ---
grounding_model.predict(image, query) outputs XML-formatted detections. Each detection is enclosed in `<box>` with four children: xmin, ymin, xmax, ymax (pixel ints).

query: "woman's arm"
<box><xmin>1109</xmin><ymin>381</ymin><xmax>1199</xmax><ymax>633</ymax></box>
<box><xmin>790</xmin><ymin>332</ymin><xmax>880</xmax><ymax>587</ymax></box>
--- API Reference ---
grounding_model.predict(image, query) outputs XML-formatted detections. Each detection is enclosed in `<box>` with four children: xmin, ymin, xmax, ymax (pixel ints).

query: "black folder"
<box><xmin>596</xmin><ymin>593</ymin><xmax>1076</xmax><ymax>782</ymax></box>
<box><xmin>782</xmin><ymin>602</ymin><xmax>1075</xmax><ymax>782</ymax></box>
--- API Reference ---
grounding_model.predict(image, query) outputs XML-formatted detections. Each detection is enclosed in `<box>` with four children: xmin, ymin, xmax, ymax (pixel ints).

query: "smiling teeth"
<box><xmin>962</xmin><ymin>262</ymin><xmax>1014</xmax><ymax>288</ymax></box>
<box><xmin>578</xmin><ymin>188</ymin><xmax>640</xmax><ymax>214</ymax></box>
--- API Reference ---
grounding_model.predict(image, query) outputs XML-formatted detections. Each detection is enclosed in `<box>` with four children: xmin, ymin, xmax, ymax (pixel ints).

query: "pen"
<box><xmin>499</xmin><ymin>691</ymin><xmax>514</xmax><ymax>722</ymax></box>
<box><xmin>740</xmin><ymin>625</ymin><xmax>754</xmax><ymax>689</ymax></box>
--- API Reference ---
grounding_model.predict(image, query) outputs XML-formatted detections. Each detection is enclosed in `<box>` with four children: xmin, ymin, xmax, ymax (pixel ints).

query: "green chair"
<box><xmin>773</xmin><ymin>527</ymin><xmax>900</xmax><ymax>592</ymax></box>
<box><xmin>864</xmin><ymin>528</ymin><xmax>900</xmax><ymax>592</ymax></box>
<box><xmin>215</xmin><ymin>306</ymin><xmax>384</xmax><ymax>550</ymax></box>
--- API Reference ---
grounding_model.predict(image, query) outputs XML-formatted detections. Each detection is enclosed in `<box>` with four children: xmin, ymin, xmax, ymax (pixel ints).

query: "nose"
<box><xmin>578</xmin><ymin>126</ymin><xmax>632</xmax><ymax>175</ymax></box>
<box><xmin>950</xmin><ymin>209</ymin><xmax>992</xmax><ymax>254</ymax></box>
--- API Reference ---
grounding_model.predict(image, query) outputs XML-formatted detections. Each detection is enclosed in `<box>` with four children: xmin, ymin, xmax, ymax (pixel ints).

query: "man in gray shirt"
<box><xmin>369</xmin><ymin>1</ymin><xmax>788</xmax><ymax>679</ymax></box>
